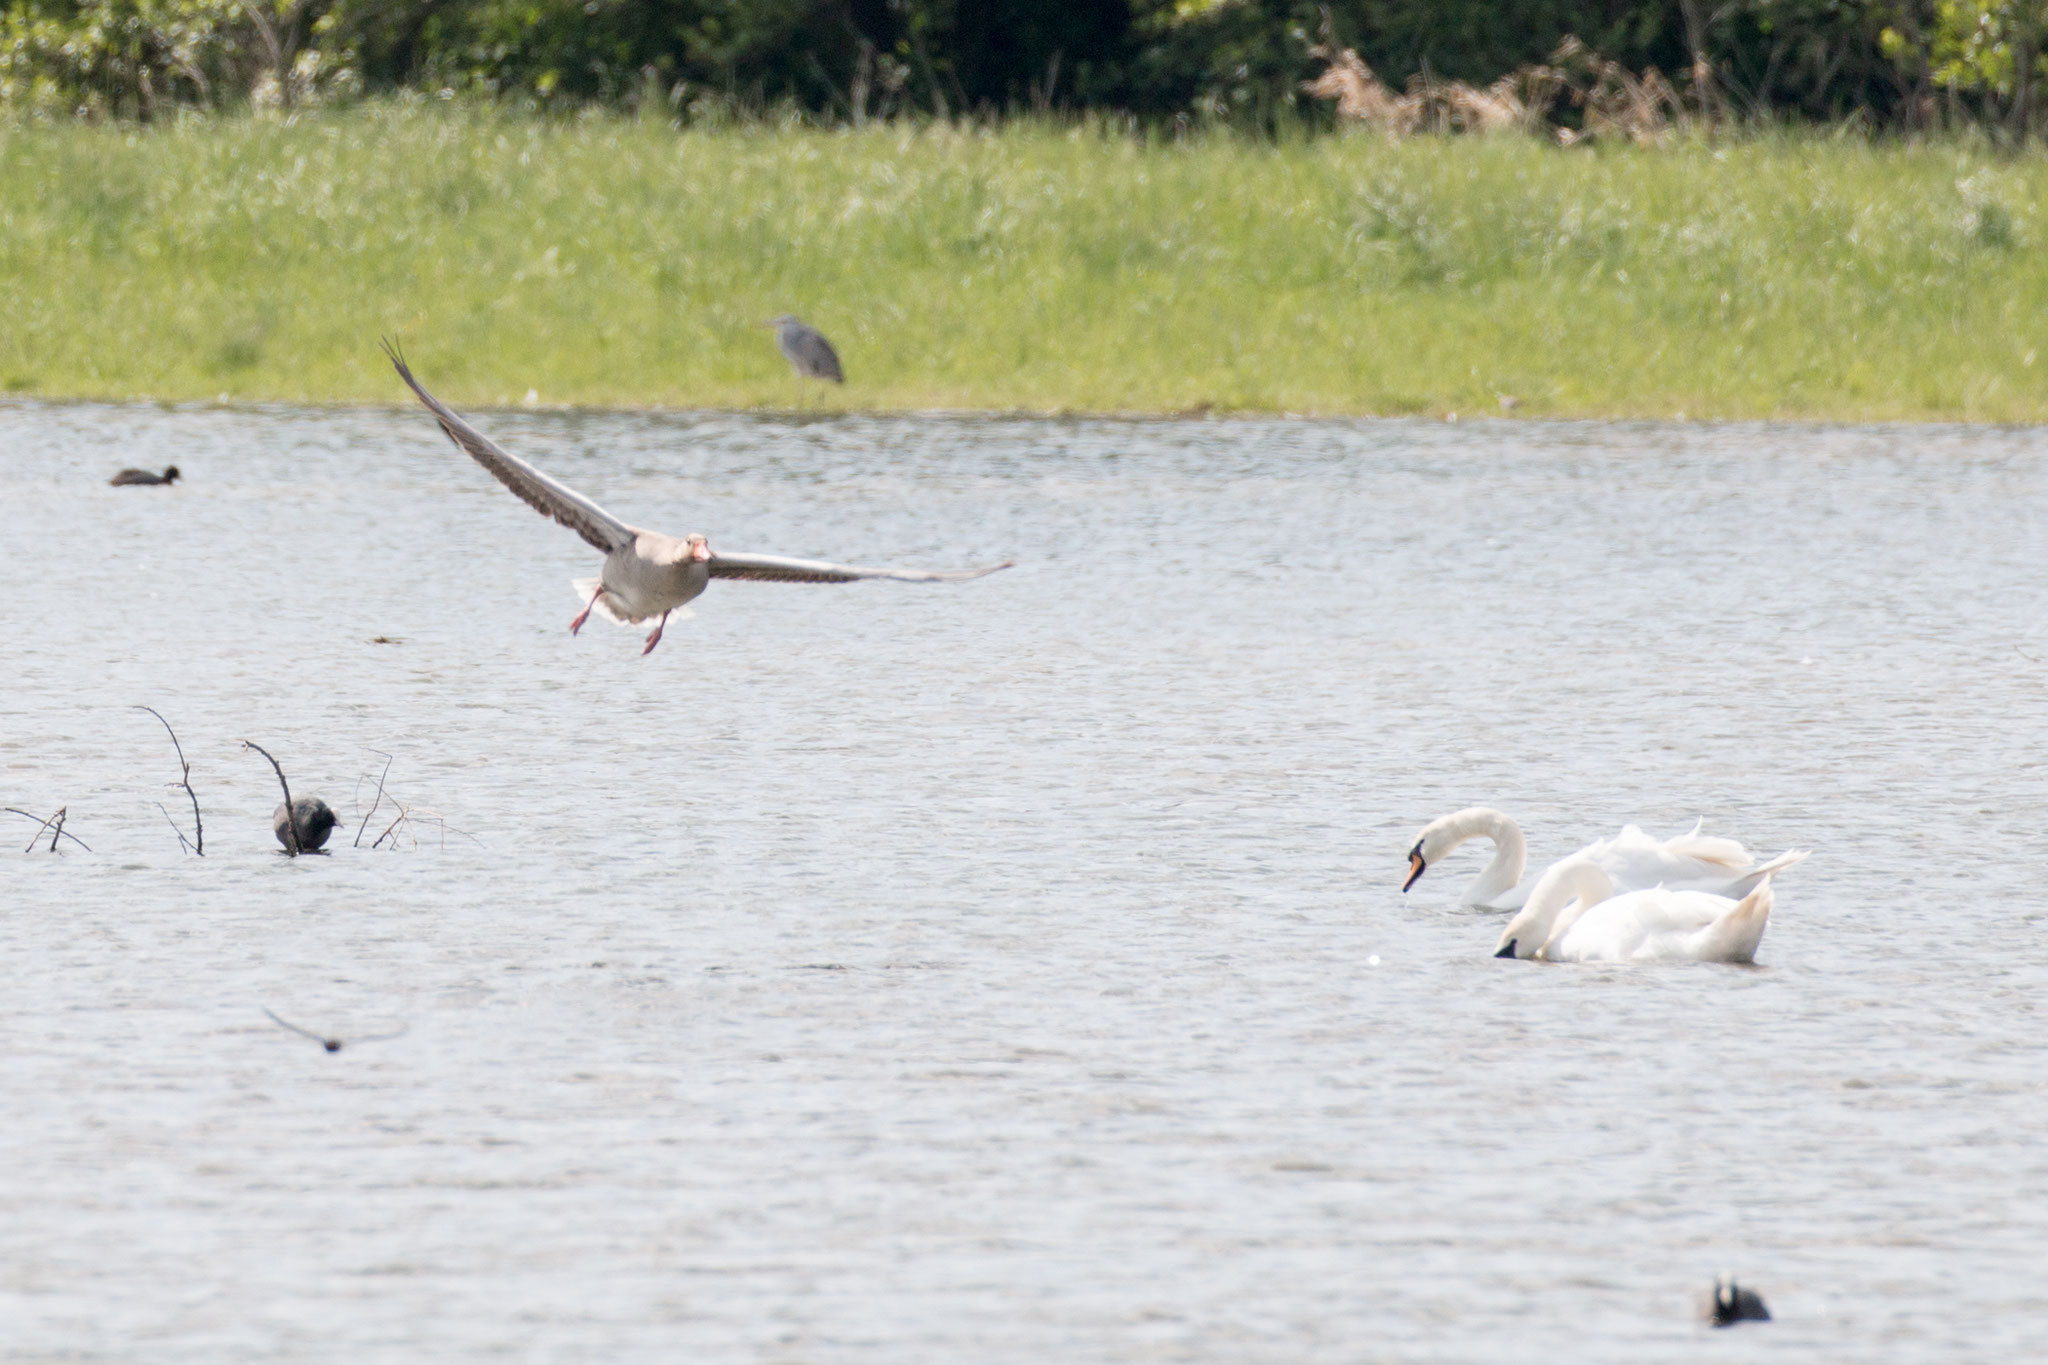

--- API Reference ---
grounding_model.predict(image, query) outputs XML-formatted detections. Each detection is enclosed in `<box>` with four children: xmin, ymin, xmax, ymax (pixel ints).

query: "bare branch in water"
<box><xmin>241</xmin><ymin>740</ymin><xmax>300</xmax><ymax>856</ymax></box>
<box><xmin>354</xmin><ymin>749</ymin><xmax>393</xmax><ymax>848</ymax></box>
<box><xmin>9</xmin><ymin>807</ymin><xmax>56</xmax><ymax>852</ymax></box>
<box><xmin>263</xmin><ymin>1007</ymin><xmax>410</xmax><ymax>1053</ymax></box>
<box><xmin>135</xmin><ymin>705</ymin><xmax>202</xmax><ymax>855</ymax></box>
<box><xmin>428</xmin><ymin>814</ymin><xmax>486</xmax><ymax>850</ymax></box>
<box><xmin>7</xmin><ymin>806</ymin><xmax>91</xmax><ymax>854</ymax></box>
<box><xmin>151</xmin><ymin>802</ymin><xmax>191</xmax><ymax>848</ymax></box>
<box><xmin>371</xmin><ymin>801</ymin><xmax>411</xmax><ymax>851</ymax></box>
<box><xmin>345</xmin><ymin>755</ymin><xmax>478</xmax><ymax>853</ymax></box>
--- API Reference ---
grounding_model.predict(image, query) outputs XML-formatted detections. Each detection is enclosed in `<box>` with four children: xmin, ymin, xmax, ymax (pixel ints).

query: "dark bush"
<box><xmin>0</xmin><ymin>0</ymin><xmax>2010</xmax><ymax>133</ymax></box>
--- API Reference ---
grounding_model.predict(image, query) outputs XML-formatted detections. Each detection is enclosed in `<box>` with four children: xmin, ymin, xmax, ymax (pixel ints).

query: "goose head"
<box><xmin>685</xmin><ymin>533</ymin><xmax>712</xmax><ymax>562</ymax></box>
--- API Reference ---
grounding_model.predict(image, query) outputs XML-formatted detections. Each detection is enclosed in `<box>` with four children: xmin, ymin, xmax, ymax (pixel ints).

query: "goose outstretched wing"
<box><xmin>384</xmin><ymin>340</ymin><xmax>634</xmax><ymax>554</ymax></box>
<box><xmin>708</xmin><ymin>552</ymin><xmax>1014</xmax><ymax>584</ymax></box>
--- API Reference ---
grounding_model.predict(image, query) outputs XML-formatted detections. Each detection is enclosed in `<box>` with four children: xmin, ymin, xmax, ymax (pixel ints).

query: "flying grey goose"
<box><xmin>384</xmin><ymin>342</ymin><xmax>1010</xmax><ymax>655</ymax></box>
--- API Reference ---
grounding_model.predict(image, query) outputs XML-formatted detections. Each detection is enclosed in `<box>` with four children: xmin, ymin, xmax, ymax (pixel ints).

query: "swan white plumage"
<box><xmin>1491</xmin><ymin>856</ymin><xmax>1783</xmax><ymax>964</ymax></box>
<box><xmin>1401</xmin><ymin>806</ymin><xmax>1806</xmax><ymax>911</ymax></box>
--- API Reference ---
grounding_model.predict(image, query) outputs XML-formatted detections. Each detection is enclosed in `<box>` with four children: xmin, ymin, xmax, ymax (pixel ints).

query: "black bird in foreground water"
<box><xmin>263</xmin><ymin>1008</ymin><xmax>409</xmax><ymax>1053</ymax></box>
<box><xmin>273</xmin><ymin>798</ymin><xmax>339</xmax><ymax>852</ymax></box>
<box><xmin>110</xmin><ymin>465</ymin><xmax>181</xmax><ymax>486</ymax></box>
<box><xmin>1710</xmin><ymin>1277</ymin><xmax>1771</xmax><ymax>1327</ymax></box>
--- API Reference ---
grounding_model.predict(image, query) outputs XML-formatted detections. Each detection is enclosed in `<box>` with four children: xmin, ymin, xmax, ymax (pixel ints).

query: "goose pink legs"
<box><xmin>569</xmin><ymin>587</ymin><xmax>669</xmax><ymax>654</ymax></box>
<box><xmin>570</xmin><ymin>584</ymin><xmax>607</xmax><ymax>635</ymax></box>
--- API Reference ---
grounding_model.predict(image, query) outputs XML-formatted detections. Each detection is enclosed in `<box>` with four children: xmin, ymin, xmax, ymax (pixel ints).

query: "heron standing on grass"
<box><xmin>764</xmin><ymin>314</ymin><xmax>845</xmax><ymax>387</ymax></box>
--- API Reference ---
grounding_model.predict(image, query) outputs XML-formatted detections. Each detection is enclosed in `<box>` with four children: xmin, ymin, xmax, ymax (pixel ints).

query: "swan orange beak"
<box><xmin>1402</xmin><ymin>848</ymin><xmax>1426</xmax><ymax>892</ymax></box>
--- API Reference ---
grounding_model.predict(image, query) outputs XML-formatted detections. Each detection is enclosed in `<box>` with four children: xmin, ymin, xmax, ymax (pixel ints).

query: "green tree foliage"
<box><xmin>0</xmin><ymin>0</ymin><xmax>2034</xmax><ymax>133</ymax></box>
<box><xmin>1</xmin><ymin>0</ymin><xmax>386</xmax><ymax>114</ymax></box>
<box><xmin>1884</xmin><ymin>0</ymin><xmax>2048</xmax><ymax>129</ymax></box>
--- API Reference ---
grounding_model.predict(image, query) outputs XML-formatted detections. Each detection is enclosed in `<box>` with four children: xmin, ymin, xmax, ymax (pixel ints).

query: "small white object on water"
<box><xmin>1367</xmin><ymin>954</ymin><xmax>1381</xmax><ymax>967</ymax></box>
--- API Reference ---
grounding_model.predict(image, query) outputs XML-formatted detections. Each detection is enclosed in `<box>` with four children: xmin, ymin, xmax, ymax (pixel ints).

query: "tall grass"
<box><xmin>3</xmin><ymin>104</ymin><xmax>2047</xmax><ymax>419</ymax></box>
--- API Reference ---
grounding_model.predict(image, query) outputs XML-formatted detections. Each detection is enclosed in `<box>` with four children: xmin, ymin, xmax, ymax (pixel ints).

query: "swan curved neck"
<box><xmin>1496</xmin><ymin>858</ymin><xmax>1610</xmax><ymax>958</ymax></box>
<box><xmin>1449</xmin><ymin>808</ymin><xmax>1525</xmax><ymax>904</ymax></box>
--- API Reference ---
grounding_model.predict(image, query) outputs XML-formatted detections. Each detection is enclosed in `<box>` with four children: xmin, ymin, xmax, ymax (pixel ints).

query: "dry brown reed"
<box><xmin>1542</xmin><ymin>37</ymin><xmax>1691</xmax><ymax>146</ymax></box>
<box><xmin>1303</xmin><ymin>21</ymin><xmax>1699</xmax><ymax>146</ymax></box>
<box><xmin>1300</xmin><ymin>31</ymin><xmax>1420</xmax><ymax>136</ymax></box>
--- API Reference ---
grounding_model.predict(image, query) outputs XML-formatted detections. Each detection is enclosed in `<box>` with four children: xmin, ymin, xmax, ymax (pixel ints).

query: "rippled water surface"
<box><xmin>4</xmin><ymin>402</ymin><xmax>2047</xmax><ymax>1362</ymax></box>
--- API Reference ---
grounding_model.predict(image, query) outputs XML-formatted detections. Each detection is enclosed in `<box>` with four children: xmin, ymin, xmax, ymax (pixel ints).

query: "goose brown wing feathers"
<box><xmin>708</xmin><ymin>552</ymin><xmax>1014</xmax><ymax>584</ymax></box>
<box><xmin>383</xmin><ymin>339</ymin><xmax>634</xmax><ymax>554</ymax></box>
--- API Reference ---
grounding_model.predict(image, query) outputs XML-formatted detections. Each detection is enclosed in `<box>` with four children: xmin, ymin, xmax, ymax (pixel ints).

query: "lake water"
<box><xmin>3</xmin><ymin>401</ymin><xmax>2045</xmax><ymax>1362</ymax></box>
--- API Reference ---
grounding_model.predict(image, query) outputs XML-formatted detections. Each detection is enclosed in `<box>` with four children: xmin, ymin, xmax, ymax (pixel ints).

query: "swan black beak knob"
<box><xmin>1402</xmin><ymin>845</ymin><xmax>1427</xmax><ymax>892</ymax></box>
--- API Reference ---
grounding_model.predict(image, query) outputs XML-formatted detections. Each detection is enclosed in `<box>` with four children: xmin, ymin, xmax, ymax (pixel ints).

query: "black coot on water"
<box><xmin>1710</xmin><ymin>1277</ymin><xmax>1771</xmax><ymax>1327</ymax></box>
<box><xmin>274</xmin><ymin>798</ymin><xmax>339</xmax><ymax>852</ymax></box>
<box><xmin>110</xmin><ymin>466</ymin><xmax>181</xmax><ymax>486</ymax></box>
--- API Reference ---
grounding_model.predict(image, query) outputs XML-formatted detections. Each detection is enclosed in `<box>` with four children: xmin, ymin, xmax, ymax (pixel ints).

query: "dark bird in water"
<box><xmin>1709</xmin><ymin>1277</ymin><xmax>1771</xmax><ymax>1327</ymax></box>
<box><xmin>763</xmin><ymin>314</ymin><xmax>845</xmax><ymax>384</ymax></box>
<box><xmin>383</xmin><ymin>340</ymin><xmax>1010</xmax><ymax>656</ymax></box>
<box><xmin>263</xmin><ymin>1008</ymin><xmax>408</xmax><ymax>1053</ymax></box>
<box><xmin>110</xmin><ymin>465</ymin><xmax>181</xmax><ymax>486</ymax></box>
<box><xmin>274</xmin><ymin>797</ymin><xmax>339</xmax><ymax>852</ymax></box>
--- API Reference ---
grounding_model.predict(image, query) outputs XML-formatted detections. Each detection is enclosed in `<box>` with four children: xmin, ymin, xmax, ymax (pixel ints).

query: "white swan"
<box><xmin>1402</xmin><ymin>806</ymin><xmax>1805</xmax><ymax>910</ymax></box>
<box><xmin>1491</xmin><ymin>856</ymin><xmax>1782</xmax><ymax>964</ymax></box>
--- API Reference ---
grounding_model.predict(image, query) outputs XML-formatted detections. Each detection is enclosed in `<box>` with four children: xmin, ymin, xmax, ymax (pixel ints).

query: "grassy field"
<box><xmin>3</xmin><ymin>104</ymin><xmax>2047</xmax><ymax>420</ymax></box>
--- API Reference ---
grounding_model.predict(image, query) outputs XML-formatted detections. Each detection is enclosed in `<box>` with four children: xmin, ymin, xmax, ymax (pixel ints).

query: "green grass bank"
<box><xmin>5</xmin><ymin>105</ymin><xmax>2048</xmax><ymax>420</ymax></box>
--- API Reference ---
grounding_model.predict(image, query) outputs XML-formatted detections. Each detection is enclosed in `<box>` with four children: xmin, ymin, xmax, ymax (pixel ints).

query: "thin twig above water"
<box><xmin>354</xmin><ymin>749</ymin><xmax>393</xmax><ymax>848</ymax></box>
<box><xmin>241</xmin><ymin>740</ymin><xmax>300</xmax><ymax>856</ymax></box>
<box><xmin>135</xmin><ymin>705</ymin><xmax>202</xmax><ymax>855</ymax></box>
<box><xmin>6</xmin><ymin>806</ymin><xmax>91</xmax><ymax>853</ymax></box>
<box><xmin>371</xmin><ymin>802</ymin><xmax>410</xmax><ymax>850</ymax></box>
